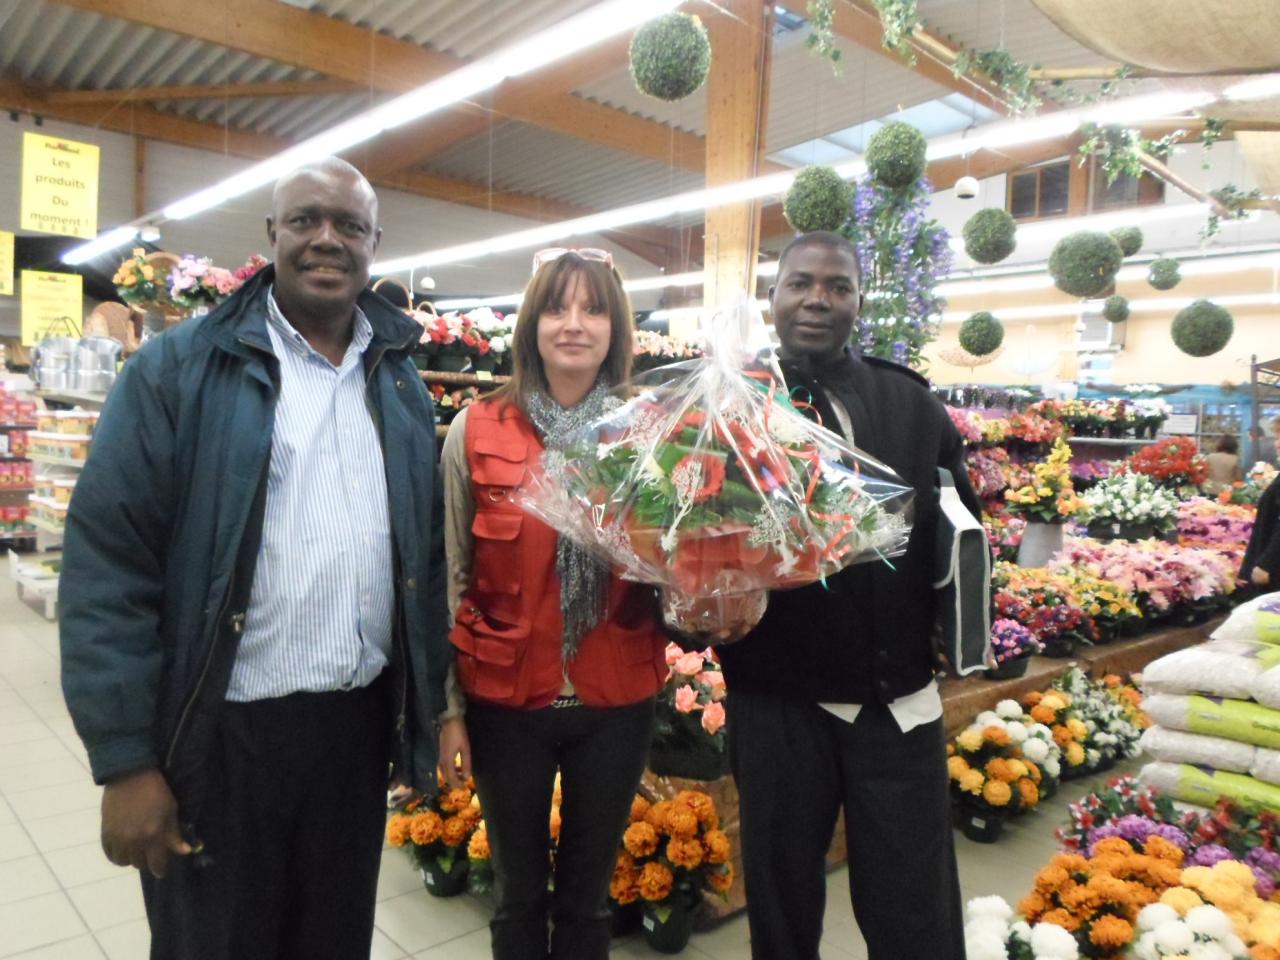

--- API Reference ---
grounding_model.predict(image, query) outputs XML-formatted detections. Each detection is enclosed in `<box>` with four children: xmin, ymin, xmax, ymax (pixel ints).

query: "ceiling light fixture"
<box><xmin>60</xmin><ymin>225</ymin><xmax>139</xmax><ymax>266</ymax></box>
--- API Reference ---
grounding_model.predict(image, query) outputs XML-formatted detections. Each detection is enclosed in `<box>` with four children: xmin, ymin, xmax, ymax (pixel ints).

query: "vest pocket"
<box><xmin>471</xmin><ymin>511</ymin><xmax>523</xmax><ymax>595</ymax></box>
<box><xmin>451</xmin><ymin>605</ymin><xmax>529</xmax><ymax>701</ymax></box>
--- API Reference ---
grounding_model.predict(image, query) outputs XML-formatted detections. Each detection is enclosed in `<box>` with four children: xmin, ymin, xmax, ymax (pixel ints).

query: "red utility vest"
<box><xmin>449</xmin><ymin>397</ymin><xmax>669</xmax><ymax>709</ymax></box>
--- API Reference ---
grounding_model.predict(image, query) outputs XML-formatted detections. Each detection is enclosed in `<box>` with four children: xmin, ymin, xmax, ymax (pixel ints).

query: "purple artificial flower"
<box><xmin>1086</xmin><ymin>816</ymin><xmax>1189</xmax><ymax>855</ymax></box>
<box><xmin>1190</xmin><ymin>844</ymin><xmax>1236</xmax><ymax>867</ymax></box>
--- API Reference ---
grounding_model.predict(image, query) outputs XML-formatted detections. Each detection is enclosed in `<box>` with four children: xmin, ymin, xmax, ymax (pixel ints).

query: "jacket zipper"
<box><xmin>164</xmin><ymin>337</ymin><xmax>275</xmax><ymax>770</ymax></box>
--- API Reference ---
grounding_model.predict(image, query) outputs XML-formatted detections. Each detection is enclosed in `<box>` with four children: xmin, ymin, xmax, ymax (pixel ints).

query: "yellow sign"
<box><xmin>20</xmin><ymin>270</ymin><xmax>82</xmax><ymax>346</ymax></box>
<box><xmin>0</xmin><ymin>231</ymin><xmax>12</xmax><ymax>296</ymax></box>
<box><xmin>21</xmin><ymin>132</ymin><xmax>99</xmax><ymax>239</ymax></box>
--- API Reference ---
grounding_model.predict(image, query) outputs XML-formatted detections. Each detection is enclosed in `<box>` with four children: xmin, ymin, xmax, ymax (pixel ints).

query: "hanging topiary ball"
<box><xmin>1171</xmin><ymin>300</ymin><xmax>1234</xmax><ymax>357</ymax></box>
<box><xmin>782</xmin><ymin>166</ymin><xmax>853</xmax><ymax>233</ymax></box>
<box><xmin>1109</xmin><ymin>226</ymin><xmax>1143</xmax><ymax>258</ymax></box>
<box><xmin>1048</xmin><ymin>231</ymin><xmax>1123</xmax><ymax>298</ymax></box>
<box><xmin>962</xmin><ymin>208</ymin><xmax>1017</xmax><ymax>264</ymax></box>
<box><xmin>1148</xmin><ymin>257</ymin><xmax>1182</xmax><ymax>290</ymax></box>
<box><xmin>958</xmin><ymin>311</ymin><xmax>1005</xmax><ymax>357</ymax></box>
<box><xmin>1102</xmin><ymin>295</ymin><xmax>1130</xmax><ymax>323</ymax></box>
<box><xmin>629</xmin><ymin>12</ymin><xmax>711</xmax><ymax>102</ymax></box>
<box><xmin>865</xmin><ymin>121</ymin><xmax>928</xmax><ymax>189</ymax></box>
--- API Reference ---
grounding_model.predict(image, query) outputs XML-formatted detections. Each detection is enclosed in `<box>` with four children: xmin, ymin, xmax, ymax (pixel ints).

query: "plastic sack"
<box><xmin>1138</xmin><ymin>725</ymin><xmax>1256</xmax><ymax>773</ymax></box>
<box><xmin>1140</xmin><ymin>638</ymin><xmax>1280</xmax><ymax>699</ymax></box>
<box><xmin>1252</xmin><ymin>747</ymin><xmax>1280</xmax><ymax>786</ymax></box>
<box><xmin>1142</xmin><ymin>693</ymin><xmax>1280</xmax><ymax>750</ymax></box>
<box><xmin>1253</xmin><ymin>665</ymin><xmax>1280</xmax><ymax>711</ymax></box>
<box><xmin>1140</xmin><ymin>760</ymin><xmax>1280</xmax><ymax>814</ymax></box>
<box><xmin>518</xmin><ymin>297</ymin><xmax>915</xmax><ymax>640</ymax></box>
<box><xmin>1210</xmin><ymin>591</ymin><xmax>1280</xmax><ymax>645</ymax></box>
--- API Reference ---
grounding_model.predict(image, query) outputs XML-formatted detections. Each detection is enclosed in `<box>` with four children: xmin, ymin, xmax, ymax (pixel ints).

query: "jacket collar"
<box><xmin>779</xmin><ymin>345</ymin><xmax>860</xmax><ymax>386</ymax></box>
<box><xmin>197</xmin><ymin>264</ymin><xmax>421</xmax><ymax>359</ymax></box>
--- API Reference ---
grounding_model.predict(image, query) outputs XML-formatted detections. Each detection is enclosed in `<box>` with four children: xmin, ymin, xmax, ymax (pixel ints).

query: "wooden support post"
<box><xmin>702</xmin><ymin>1</ymin><xmax>773</xmax><ymax>314</ymax></box>
<box><xmin>134</xmin><ymin>136</ymin><xmax>146</xmax><ymax>219</ymax></box>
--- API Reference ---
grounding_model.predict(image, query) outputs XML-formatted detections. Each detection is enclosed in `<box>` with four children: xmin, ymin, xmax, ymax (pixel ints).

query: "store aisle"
<box><xmin>0</xmin><ymin>580</ymin><xmax>1129</xmax><ymax>959</ymax></box>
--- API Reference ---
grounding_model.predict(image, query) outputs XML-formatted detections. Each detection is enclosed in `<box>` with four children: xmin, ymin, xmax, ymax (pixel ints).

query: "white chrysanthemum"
<box><xmin>1006</xmin><ymin>723</ymin><xmax>1028</xmax><ymax>744</ymax></box>
<box><xmin>1029</xmin><ymin>723</ymin><xmax>1054</xmax><ymax>740</ymax></box>
<box><xmin>1022</xmin><ymin>738</ymin><xmax>1049</xmax><ymax>763</ymax></box>
<box><xmin>1044</xmin><ymin>756</ymin><xmax>1061</xmax><ymax>778</ymax></box>
<box><xmin>965</xmin><ymin>917</ymin><xmax>1008</xmax><ymax>944</ymax></box>
<box><xmin>1010</xmin><ymin>920</ymin><xmax>1032</xmax><ymax>942</ymax></box>
<box><xmin>964</xmin><ymin>930</ymin><xmax>1007</xmax><ymax>960</ymax></box>
<box><xmin>1137</xmin><ymin>902</ymin><xmax>1179</xmax><ymax>931</ymax></box>
<box><xmin>975</xmin><ymin>711</ymin><xmax>1001</xmax><ymax>728</ymax></box>
<box><xmin>1184</xmin><ymin>904</ymin><xmax>1234</xmax><ymax>941</ymax></box>
<box><xmin>1030</xmin><ymin>922</ymin><xmax>1079</xmax><ymax>959</ymax></box>
<box><xmin>996</xmin><ymin>699</ymin><xmax>1023</xmax><ymax>720</ymax></box>
<box><xmin>966</xmin><ymin>896</ymin><xmax>1015</xmax><ymax>921</ymax></box>
<box><xmin>1130</xmin><ymin>932</ymin><xmax>1159</xmax><ymax>960</ymax></box>
<box><xmin>1186</xmin><ymin>942</ymin><xmax>1231</xmax><ymax>960</ymax></box>
<box><xmin>1223</xmin><ymin>933</ymin><xmax>1247</xmax><ymax>955</ymax></box>
<box><xmin>489</xmin><ymin>336</ymin><xmax>507</xmax><ymax>354</ymax></box>
<box><xmin>1153</xmin><ymin>919</ymin><xmax>1194</xmax><ymax>953</ymax></box>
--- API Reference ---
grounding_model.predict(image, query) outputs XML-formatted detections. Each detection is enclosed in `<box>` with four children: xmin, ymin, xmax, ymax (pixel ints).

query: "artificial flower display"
<box><xmin>1218</xmin><ymin>463</ymin><xmax>1279</xmax><ymax>508</ymax></box>
<box><xmin>1177</xmin><ymin>498</ymin><xmax>1256</xmax><ymax>565</ymax></box>
<box><xmin>633</xmin><ymin>330</ymin><xmax>706</xmax><ymax>373</ymax></box>
<box><xmin>1005</xmin><ymin>439</ymin><xmax>1085</xmax><ymax>522</ymax></box>
<box><xmin>1127</xmin><ymin>438</ymin><xmax>1210</xmax><ymax>494</ymax></box>
<box><xmin>649</xmin><ymin>643</ymin><xmax>727</xmax><ymax>778</ymax></box>
<box><xmin>168</xmin><ymin>255</ymin><xmax>241</xmax><ymax>308</ymax></box>
<box><xmin>1082</xmin><ymin>473</ymin><xmax>1180</xmax><ymax>535</ymax></box>
<box><xmin>113</xmin><ymin>248</ymin><xmax>170</xmax><ymax>306</ymax></box>
<box><xmin>991</xmin><ymin>618</ymin><xmax>1044</xmax><ymax>665</ymax></box>
<box><xmin>948</xmin><ymin>714</ymin><xmax>1046</xmax><ymax>824</ymax></box>
<box><xmin>385</xmin><ymin>771</ymin><xmax>485</xmax><ymax>895</ymax></box>
<box><xmin>415</xmin><ymin>308</ymin><xmax>493</xmax><ymax>358</ymax></box>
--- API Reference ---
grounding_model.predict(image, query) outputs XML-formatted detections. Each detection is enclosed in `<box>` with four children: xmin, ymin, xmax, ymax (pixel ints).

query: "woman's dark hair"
<box><xmin>1215</xmin><ymin>434</ymin><xmax>1238</xmax><ymax>455</ymax></box>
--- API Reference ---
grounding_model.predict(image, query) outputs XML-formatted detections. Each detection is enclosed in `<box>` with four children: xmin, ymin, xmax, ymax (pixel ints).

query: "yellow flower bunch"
<box><xmin>1160</xmin><ymin>860</ymin><xmax>1280</xmax><ymax>951</ymax></box>
<box><xmin>949</xmin><ymin>723</ymin><xmax>1041</xmax><ymax>817</ymax></box>
<box><xmin>614</xmin><ymin>790</ymin><xmax>734</xmax><ymax>905</ymax></box>
<box><xmin>1004</xmin><ymin>438</ymin><xmax>1084</xmax><ymax>521</ymax></box>
<box><xmin>113</xmin><ymin>248</ymin><xmax>170</xmax><ymax>306</ymax></box>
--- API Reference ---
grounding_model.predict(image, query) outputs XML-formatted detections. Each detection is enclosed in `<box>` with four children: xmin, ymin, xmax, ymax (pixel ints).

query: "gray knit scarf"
<box><xmin>525</xmin><ymin>382</ymin><xmax>618</xmax><ymax>661</ymax></box>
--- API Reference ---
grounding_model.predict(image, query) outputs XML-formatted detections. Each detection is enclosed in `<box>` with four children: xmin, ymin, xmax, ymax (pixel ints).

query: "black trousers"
<box><xmin>141</xmin><ymin>679</ymin><xmax>389</xmax><ymax>960</ymax></box>
<box><xmin>727</xmin><ymin>693</ymin><xmax>965</xmax><ymax>960</ymax></box>
<box><xmin>466</xmin><ymin>697</ymin><xmax>656</xmax><ymax>960</ymax></box>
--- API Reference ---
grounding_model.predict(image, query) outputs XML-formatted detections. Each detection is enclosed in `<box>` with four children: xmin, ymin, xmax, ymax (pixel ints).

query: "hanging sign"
<box><xmin>0</xmin><ymin>230</ymin><xmax>13</xmax><ymax>296</ymax></box>
<box><xmin>21</xmin><ymin>132</ymin><xmax>100</xmax><ymax>239</ymax></box>
<box><xmin>20</xmin><ymin>270</ymin><xmax>82</xmax><ymax>346</ymax></box>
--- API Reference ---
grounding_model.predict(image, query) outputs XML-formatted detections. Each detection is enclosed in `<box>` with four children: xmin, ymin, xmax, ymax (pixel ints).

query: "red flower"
<box><xmin>673</xmin><ymin>453</ymin><xmax>726</xmax><ymax>503</ymax></box>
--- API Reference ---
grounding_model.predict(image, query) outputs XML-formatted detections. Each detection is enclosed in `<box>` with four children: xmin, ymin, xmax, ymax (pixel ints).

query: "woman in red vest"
<box><xmin>438</xmin><ymin>248</ymin><xmax>669</xmax><ymax>960</ymax></box>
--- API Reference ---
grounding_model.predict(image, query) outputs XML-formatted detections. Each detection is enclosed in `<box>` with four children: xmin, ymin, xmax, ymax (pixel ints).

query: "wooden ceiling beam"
<box><xmin>45</xmin><ymin>0</ymin><xmax>711</xmax><ymax>174</ymax></box>
<box><xmin>45</xmin><ymin>78</ymin><xmax>366</xmax><ymax>104</ymax></box>
<box><xmin>0</xmin><ymin>79</ymin><xmax>674</xmax><ymax>266</ymax></box>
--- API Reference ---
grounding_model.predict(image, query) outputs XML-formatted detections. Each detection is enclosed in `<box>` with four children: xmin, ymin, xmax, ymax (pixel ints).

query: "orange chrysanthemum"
<box><xmin>707</xmin><ymin>863</ymin><xmax>734</xmax><ymax>894</ymax></box>
<box><xmin>1035</xmin><ymin>865</ymin><xmax>1070</xmax><ymax>895</ymax></box>
<box><xmin>1052</xmin><ymin>724</ymin><xmax>1074</xmax><ymax>749</ymax></box>
<box><xmin>664</xmin><ymin>804</ymin><xmax>700</xmax><ymax>840</ymax></box>
<box><xmin>983</xmin><ymin>725</ymin><xmax>1011</xmax><ymax>747</ymax></box>
<box><xmin>468</xmin><ymin>827</ymin><xmax>490</xmax><ymax>860</ymax></box>
<box><xmin>947</xmin><ymin>756</ymin><xmax>970</xmax><ymax>780</ymax></box>
<box><xmin>637</xmin><ymin>861</ymin><xmax>674</xmax><ymax>902</ymax></box>
<box><xmin>1252</xmin><ymin>946</ymin><xmax>1280</xmax><ymax>960</ymax></box>
<box><xmin>667</xmin><ymin>837</ymin><xmax>705</xmax><ymax>870</ymax></box>
<box><xmin>1052</xmin><ymin>853</ymin><xmax>1090</xmax><ymax>874</ymax></box>
<box><xmin>1017</xmin><ymin>778</ymin><xmax>1039</xmax><ymax>808</ymax></box>
<box><xmin>439</xmin><ymin>788</ymin><xmax>473</xmax><ymax>813</ymax></box>
<box><xmin>1031</xmin><ymin>704</ymin><xmax>1057</xmax><ymax>725</ymax></box>
<box><xmin>1040</xmin><ymin>908</ymin><xmax>1081</xmax><ymax>932</ymax></box>
<box><xmin>677</xmin><ymin>790</ymin><xmax>719</xmax><ymax>829</ymax></box>
<box><xmin>385</xmin><ymin>813</ymin><xmax>412</xmax><ymax>848</ymax></box>
<box><xmin>1143</xmin><ymin>836</ymin><xmax>1184</xmax><ymax>865</ymax></box>
<box><xmin>1018</xmin><ymin>891</ymin><xmax>1051</xmax><ymax>919</ymax></box>
<box><xmin>703</xmin><ymin>829</ymin><xmax>732</xmax><ymax>866</ymax></box>
<box><xmin>985</xmin><ymin>758</ymin><xmax>1016</xmax><ymax>783</ymax></box>
<box><xmin>410</xmin><ymin>810</ymin><xmax>444</xmax><ymax>846</ymax></box>
<box><xmin>1088</xmin><ymin>915</ymin><xmax>1133</xmax><ymax>949</ymax></box>
<box><xmin>645</xmin><ymin>800</ymin><xmax>673</xmax><ymax>831</ymax></box>
<box><xmin>442</xmin><ymin>816</ymin><xmax>470</xmax><ymax>847</ymax></box>
<box><xmin>614</xmin><ymin>851</ymin><xmax>636</xmax><ymax>877</ymax></box>
<box><xmin>624</xmin><ymin>822</ymin><xmax>661</xmax><ymax>858</ymax></box>
<box><xmin>1060</xmin><ymin>883</ymin><xmax>1098</xmax><ymax>913</ymax></box>
<box><xmin>1093</xmin><ymin>838</ymin><xmax>1135</xmax><ymax>859</ymax></box>
<box><xmin>1023</xmin><ymin>760</ymin><xmax>1042</xmax><ymax>784</ymax></box>
<box><xmin>1022</xmin><ymin>691</ymin><xmax>1044</xmax><ymax>707</ymax></box>
<box><xmin>630</xmin><ymin>796</ymin><xmax>652</xmax><ymax>824</ymax></box>
<box><xmin>982</xmin><ymin>779</ymin><xmax>1012</xmax><ymax>807</ymax></box>
<box><xmin>610</xmin><ymin>870</ymin><xmax>641</xmax><ymax>905</ymax></box>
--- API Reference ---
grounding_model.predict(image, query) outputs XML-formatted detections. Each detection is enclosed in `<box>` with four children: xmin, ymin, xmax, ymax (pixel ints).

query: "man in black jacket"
<box><xmin>1241</xmin><ymin>417</ymin><xmax>1280</xmax><ymax>589</ymax></box>
<box><xmin>718</xmin><ymin>231</ymin><xmax>979</xmax><ymax>960</ymax></box>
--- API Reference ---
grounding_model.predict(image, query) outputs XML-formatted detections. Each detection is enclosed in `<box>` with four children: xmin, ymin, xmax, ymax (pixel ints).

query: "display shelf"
<box><xmin>33</xmin><ymin>389</ymin><xmax>109</xmax><ymax>408</ymax></box>
<box><xmin>419</xmin><ymin>370</ymin><xmax>510</xmax><ymax>387</ymax></box>
<box><xmin>0</xmin><ymin>423</ymin><xmax>36</xmax><ymax>430</ymax></box>
<box><xmin>0</xmin><ymin>487</ymin><xmax>34</xmax><ymax>495</ymax></box>
<box><xmin>8</xmin><ymin>550</ymin><xmax>59</xmax><ymax>620</ymax></box>
<box><xmin>1065</xmin><ymin>435</ymin><xmax>1158</xmax><ymax>447</ymax></box>
<box><xmin>27</xmin><ymin>516</ymin><xmax>66</xmax><ymax>537</ymax></box>
<box><xmin>29</xmin><ymin>454</ymin><xmax>87</xmax><ymax>470</ymax></box>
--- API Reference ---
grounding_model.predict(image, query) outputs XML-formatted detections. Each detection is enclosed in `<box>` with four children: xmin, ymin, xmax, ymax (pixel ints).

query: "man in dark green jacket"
<box><xmin>60</xmin><ymin>157</ymin><xmax>449</xmax><ymax>959</ymax></box>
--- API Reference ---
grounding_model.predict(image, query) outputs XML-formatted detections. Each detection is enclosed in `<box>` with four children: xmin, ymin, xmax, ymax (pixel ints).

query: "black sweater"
<box><xmin>718</xmin><ymin>350</ymin><xmax>982</xmax><ymax>704</ymax></box>
<box><xmin>1241</xmin><ymin>477</ymin><xmax>1280</xmax><ymax>581</ymax></box>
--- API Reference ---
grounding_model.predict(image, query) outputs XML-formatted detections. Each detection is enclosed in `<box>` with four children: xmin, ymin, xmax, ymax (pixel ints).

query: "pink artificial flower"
<box><xmin>697</xmin><ymin>671</ymin><xmax>727</xmax><ymax>701</ymax></box>
<box><xmin>674</xmin><ymin>685</ymin><xmax>699</xmax><ymax>714</ymax></box>
<box><xmin>673</xmin><ymin>652</ymin><xmax>704</xmax><ymax>677</ymax></box>
<box><xmin>664</xmin><ymin>643</ymin><xmax>684</xmax><ymax>666</ymax></box>
<box><xmin>700</xmin><ymin>701</ymin><xmax>726</xmax><ymax>735</ymax></box>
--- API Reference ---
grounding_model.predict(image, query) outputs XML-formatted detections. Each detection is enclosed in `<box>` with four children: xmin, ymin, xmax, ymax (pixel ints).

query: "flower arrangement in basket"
<box><xmin>613</xmin><ymin>791</ymin><xmax>734</xmax><ymax>952</ymax></box>
<box><xmin>385</xmin><ymin>774</ymin><xmax>485</xmax><ymax>897</ymax></box>
<box><xmin>518</xmin><ymin>299</ymin><xmax>915</xmax><ymax>641</ymax></box>
<box><xmin>1126</xmin><ymin>437</ymin><xmax>1209</xmax><ymax>494</ymax></box>
<box><xmin>633</xmin><ymin>330</ymin><xmax>705</xmax><ymax>374</ymax></box>
<box><xmin>1082</xmin><ymin>472</ymin><xmax>1180</xmax><ymax>538</ymax></box>
<box><xmin>113</xmin><ymin>248</ymin><xmax>171</xmax><ymax>306</ymax></box>
<box><xmin>948</xmin><ymin>718</ymin><xmax>1045</xmax><ymax>842</ymax></box>
<box><xmin>649</xmin><ymin>644</ymin><xmax>727</xmax><ymax>781</ymax></box>
<box><xmin>1004</xmin><ymin>439</ymin><xmax>1084</xmax><ymax>523</ymax></box>
<box><xmin>167</xmin><ymin>255</ymin><xmax>241</xmax><ymax>309</ymax></box>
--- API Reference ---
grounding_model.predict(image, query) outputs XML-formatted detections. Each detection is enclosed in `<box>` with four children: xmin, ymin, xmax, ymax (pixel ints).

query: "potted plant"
<box><xmin>648</xmin><ymin>644</ymin><xmax>728</xmax><ymax>781</ymax></box>
<box><xmin>1003</xmin><ymin>438</ymin><xmax>1084</xmax><ymax>567</ymax></box>
<box><xmin>632</xmin><ymin>330</ymin><xmax>705</xmax><ymax>375</ymax></box>
<box><xmin>1082</xmin><ymin>471</ymin><xmax>1179</xmax><ymax>542</ymax></box>
<box><xmin>385</xmin><ymin>776</ymin><xmax>483</xmax><ymax>897</ymax></box>
<box><xmin>615</xmin><ymin>791</ymin><xmax>734</xmax><ymax>954</ymax></box>
<box><xmin>167</xmin><ymin>255</ymin><xmax>242</xmax><ymax>315</ymax></box>
<box><xmin>415</xmin><ymin>309</ymin><xmax>492</xmax><ymax>372</ymax></box>
<box><xmin>947</xmin><ymin>721</ymin><xmax>1039</xmax><ymax>842</ymax></box>
<box><xmin>985</xmin><ymin>618</ymin><xmax>1042</xmax><ymax>679</ymax></box>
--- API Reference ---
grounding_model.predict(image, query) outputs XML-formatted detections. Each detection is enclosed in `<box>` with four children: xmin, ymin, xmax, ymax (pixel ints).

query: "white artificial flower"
<box><xmin>1022</xmin><ymin>739</ymin><xmax>1049</xmax><ymax>762</ymax></box>
<box><xmin>1184</xmin><ymin>905</ymin><xmax>1234</xmax><ymax>941</ymax></box>
<box><xmin>1223</xmin><ymin>933</ymin><xmax>1247</xmax><ymax>955</ymax></box>
<box><xmin>1010</xmin><ymin>920</ymin><xmax>1032</xmax><ymax>941</ymax></box>
<box><xmin>1029</xmin><ymin>723</ymin><xmax>1053</xmax><ymax>740</ymax></box>
<box><xmin>1085</xmin><ymin>749</ymin><xmax>1101</xmax><ymax>767</ymax></box>
<box><xmin>1137</xmin><ymin>902</ymin><xmax>1179</xmax><ymax>931</ymax></box>
<box><xmin>966</xmin><ymin>896</ymin><xmax>1015</xmax><ymax>921</ymax></box>
<box><xmin>965</xmin><ymin>917</ymin><xmax>1009</xmax><ymax>945</ymax></box>
<box><xmin>996</xmin><ymin>700</ymin><xmax>1023</xmax><ymax>720</ymax></box>
<box><xmin>1153</xmin><ymin>919</ymin><xmax>1194</xmax><ymax>953</ymax></box>
<box><xmin>1006</xmin><ymin>723</ymin><xmax>1028</xmax><ymax>744</ymax></box>
<box><xmin>1030</xmin><ymin>922</ymin><xmax>1079</xmax><ymax>959</ymax></box>
<box><xmin>965</xmin><ymin>931</ymin><xmax>1007</xmax><ymax>960</ymax></box>
<box><xmin>489</xmin><ymin>336</ymin><xmax>507</xmax><ymax>354</ymax></box>
<box><xmin>975</xmin><ymin>711</ymin><xmax>1001</xmax><ymax>728</ymax></box>
<box><xmin>1045</xmin><ymin>757</ymin><xmax>1061</xmax><ymax>778</ymax></box>
<box><xmin>1186</xmin><ymin>943</ymin><xmax>1231</xmax><ymax>960</ymax></box>
<box><xmin>1131</xmin><ymin>932</ymin><xmax>1160</xmax><ymax>960</ymax></box>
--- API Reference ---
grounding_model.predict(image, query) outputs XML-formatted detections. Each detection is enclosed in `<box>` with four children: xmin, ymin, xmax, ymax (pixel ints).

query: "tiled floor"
<box><xmin>0</xmin><ymin>574</ymin><xmax>1131</xmax><ymax>958</ymax></box>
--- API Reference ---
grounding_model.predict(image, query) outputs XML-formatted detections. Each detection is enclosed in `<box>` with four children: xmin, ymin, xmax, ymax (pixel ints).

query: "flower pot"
<box><xmin>1117</xmin><ymin>523</ymin><xmax>1155</xmax><ymax>542</ymax></box>
<box><xmin>1042</xmin><ymin>636</ymin><xmax>1078</xmax><ymax>658</ymax></box>
<box><xmin>647</xmin><ymin>744</ymin><xmax>730</xmax><ymax>782</ymax></box>
<box><xmin>984</xmin><ymin>656</ymin><xmax>1030</xmax><ymax>680</ymax></box>
<box><xmin>1017</xmin><ymin>521</ymin><xmax>1065</xmax><ymax>568</ymax></box>
<box><xmin>958</xmin><ymin>809</ymin><xmax>1004</xmax><ymax>844</ymax></box>
<box><xmin>1093</xmin><ymin>621</ymin><xmax>1118</xmax><ymax>645</ymax></box>
<box><xmin>472</xmin><ymin>354</ymin><xmax>497</xmax><ymax>373</ymax></box>
<box><xmin>610</xmin><ymin>899</ymin><xmax>643</xmax><ymax>938</ymax></box>
<box><xmin>1119</xmin><ymin>617</ymin><xmax>1146</xmax><ymax>638</ymax></box>
<box><xmin>420</xmin><ymin>857</ymin><xmax>469</xmax><ymax>897</ymax></box>
<box><xmin>411</xmin><ymin>353</ymin><xmax>431</xmax><ymax>371</ymax></box>
<box><xmin>429</xmin><ymin>353</ymin><xmax>470</xmax><ymax>373</ymax></box>
<box><xmin>642</xmin><ymin>902</ymin><xmax>695</xmax><ymax>954</ymax></box>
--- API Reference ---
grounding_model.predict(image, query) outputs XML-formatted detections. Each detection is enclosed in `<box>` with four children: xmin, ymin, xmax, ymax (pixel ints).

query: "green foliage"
<box><xmin>958</xmin><ymin>311</ymin><xmax>1004</xmax><ymax>357</ymax></box>
<box><xmin>783</xmin><ymin>166</ymin><xmax>853</xmax><ymax>233</ymax></box>
<box><xmin>1109</xmin><ymin>226</ymin><xmax>1143</xmax><ymax>258</ymax></box>
<box><xmin>1202</xmin><ymin>184</ymin><xmax>1263</xmax><ymax>242</ymax></box>
<box><xmin>1102</xmin><ymin>295</ymin><xmax>1130</xmax><ymax>324</ymax></box>
<box><xmin>1148</xmin><ymin>257</ymin><xmax>1182</xmax><ymax>291</ymax></box>
<box><xmin>962</xmin><ymin>208</ymin><xmax>1017</xmax><ymax>264</ymax></box>
<box><xmin>1048</xmin><ymin>232</ymin><xmax>1123</xmax><ymax>298</ymax></box>
<box><xmin>1077</xmin><ymin>124</ymin><xmax>1184</xmax><ymax>186</ymax></box>
<box><xmin>806</xmin><ymin>0</ymin><xmax>844</xmax><ymax>72</ymax></box>
<box><xmin>870</xmin><ymin>0</ymin><xmax>920</xmax><ymax>65</ymax></box>
<box><xmin>629</xmin><ymin>13</ymin><xmax>711</xmax><ymax>102</ymax></box>
<box><xmin>865</xmin><ymin>121</ymin><xmax>927</xmax><ymax>189</ymax></box>
<box><xmin>1171</xmin><ymin>300</ymin><xmax>1234</xmax><ymax>357</ymax></box>
<box><xmin>953</xmin><ymin>48</ymin><xmax>1042</xmax><ymax>116</ymax></box>
<box><xmin>1200</xmin><ymin>117</ymin><xmax>1227</xmax><ymax>170</ymax></box>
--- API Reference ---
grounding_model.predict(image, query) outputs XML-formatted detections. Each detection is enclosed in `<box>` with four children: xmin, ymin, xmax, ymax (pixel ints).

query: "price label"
<box><xmin>475</xmin><ymin>370</ymin><xmax>494</xmax><ymax>382</ymax></box>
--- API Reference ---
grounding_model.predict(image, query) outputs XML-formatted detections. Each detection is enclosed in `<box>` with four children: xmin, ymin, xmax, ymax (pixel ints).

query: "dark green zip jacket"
<box><xmin>59</xmin><ymin>265</ymin><xmax>449</xmax><ymax>825</ymax></box>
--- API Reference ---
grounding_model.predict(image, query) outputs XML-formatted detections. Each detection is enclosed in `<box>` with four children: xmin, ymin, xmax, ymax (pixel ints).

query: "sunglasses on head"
<box><xmin>531</xmin><ymin>247</ymin><xmax>613</xmax><ymax>275</ymax></box>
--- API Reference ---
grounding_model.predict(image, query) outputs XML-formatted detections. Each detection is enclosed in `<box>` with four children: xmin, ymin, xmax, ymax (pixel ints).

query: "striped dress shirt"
<box><xmin>226</xmin><ymin>289</ymin><xmax>394</xmax><ymax>702</ymax></box>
